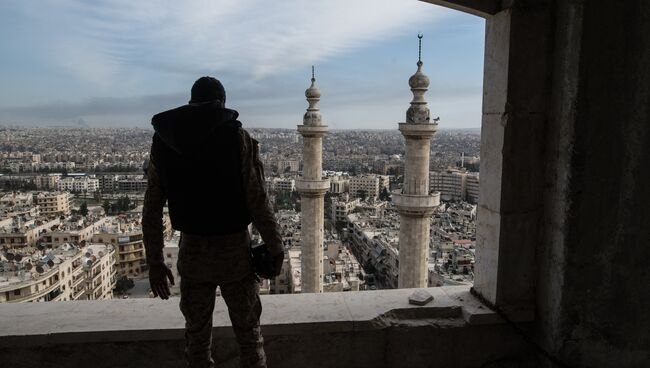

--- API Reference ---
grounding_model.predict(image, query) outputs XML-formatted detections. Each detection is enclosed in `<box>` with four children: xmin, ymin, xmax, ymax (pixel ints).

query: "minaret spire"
<box><xmin>418</xmin><ymin>32</ymin><xmax>423</xmax><ymax>64</ymax></box>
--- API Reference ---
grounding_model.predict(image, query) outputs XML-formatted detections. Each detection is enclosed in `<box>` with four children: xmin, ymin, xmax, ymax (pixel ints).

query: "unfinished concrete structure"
<box><xmin>1</xmin><ymin>1</ymin><xmax>648</xmax><ymax>367</ymax></box>
<box><xmin>295</xmin><ymin>68</ymin><xmax>329</xmax><ymax>293</ymax></box>
<box><xmin>393</xmin><ymin>36</ymin><xmax>440</xmax><ymax>288</ymax></box>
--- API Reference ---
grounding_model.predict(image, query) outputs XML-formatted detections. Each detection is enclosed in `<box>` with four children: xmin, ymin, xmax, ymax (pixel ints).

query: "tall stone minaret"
<box><xmin>394</xmin><ymin>35</ymin><xmax>440</xmax><ymax>288</ymax></box>
<box><xmin>296</xmin><ymin>67</ymin><xmax>329</xmax><ymax>293</ymax></box>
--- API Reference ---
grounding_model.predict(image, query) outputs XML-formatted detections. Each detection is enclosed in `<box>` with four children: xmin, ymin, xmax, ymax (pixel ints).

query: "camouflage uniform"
<box><xmin>178</xmin><ymin>231</ymin><xmax>264</xmax><ymax>368</ymax></box>
<box><xmin>143</xmin><ymin>128</ymin><xmax>282</xmax><ymax>368</ymax></box>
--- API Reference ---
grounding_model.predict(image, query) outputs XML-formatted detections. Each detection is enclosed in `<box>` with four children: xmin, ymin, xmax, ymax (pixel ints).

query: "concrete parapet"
<box><xmin>0</xmin><ymin>287</ymin><xmax>536</xmax><ymax>367</ymax></box>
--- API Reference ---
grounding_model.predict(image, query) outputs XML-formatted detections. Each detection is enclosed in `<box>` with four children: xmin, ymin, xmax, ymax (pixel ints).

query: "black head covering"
<box><xmin>190</xmin><ymin>76</ymin><xmax>226</xmax><ymax>104</ymax></box>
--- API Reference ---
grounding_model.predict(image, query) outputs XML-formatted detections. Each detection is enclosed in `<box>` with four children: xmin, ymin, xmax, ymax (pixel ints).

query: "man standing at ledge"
<box><xmin>142</xmin><ymin>76</ymin><xmax>284</xmax><ymax>368</ymax></box>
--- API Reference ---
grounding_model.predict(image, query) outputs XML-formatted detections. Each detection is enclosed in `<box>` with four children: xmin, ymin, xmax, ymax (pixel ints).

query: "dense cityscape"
<box><xmin>0</xmin><ymin>126</ymin><xmax>480</xmax><ymax>301</ymax></box>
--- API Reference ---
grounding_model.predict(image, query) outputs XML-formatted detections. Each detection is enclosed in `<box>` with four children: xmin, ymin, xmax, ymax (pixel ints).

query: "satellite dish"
<box><xmin>85</xmin><ymin>252</ymin><xmax>91</xmax><ymax>258</ymax></box>
<box><xmin>47</xmin><ymin>259</ymin><xmax>54</xmax><ymax>267</ymax></box>
<box><xmin>25</xmin><ymin>263</ymin><xmax>33</xmax><ymax>271</ymax></box>
<box><xmin>14</xmin><ymin>254</ymin><xmax>22</xmax><ymax>262</ymax></box>
<box><xmin>36</xmin><ymin>265</ymin><xmax>44</xmax><ymax>273</ymax></box>
<box><xmin>6</xmin><ymin>253</ymin><xmax>14</xmax><ymax>261</ymax></box>
<box><xmin>85</xmin><ymin>259</ymin><xmax>93</xmax><ymax>267</ymax></box>
<box><xmin>98</xmin><ymin>251</ymin><xmax>104</xmax><ymax>257</ymax></box>
<box><xmin>91</xmin><ymin>256</ymin><xmax>96</xmax><ymax>262</ymax></box>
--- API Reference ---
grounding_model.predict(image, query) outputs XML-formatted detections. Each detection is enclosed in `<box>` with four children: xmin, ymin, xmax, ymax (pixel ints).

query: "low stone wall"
<box><xmin>0</xmin><ymin>286</ymin><xmax>536</xmax><ymax>367</ymax></box>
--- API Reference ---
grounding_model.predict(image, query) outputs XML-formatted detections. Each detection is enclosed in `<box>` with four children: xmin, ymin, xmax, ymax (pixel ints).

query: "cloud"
<box><xmin>13</xmin><ymin>0</ymin><xmax>447</xmax><ymax>84</ymax></box>
<box><xmin>0</xmin><ymin>1</ymin><xmax>483</xmax><ymax>128</ymax></box>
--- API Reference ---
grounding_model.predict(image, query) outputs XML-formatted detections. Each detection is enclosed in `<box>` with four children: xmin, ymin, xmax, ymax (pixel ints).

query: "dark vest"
<box><xmin>150</xmin><ymin>105</ymin><xmax>251</xmax><ymax>235</ymax></box>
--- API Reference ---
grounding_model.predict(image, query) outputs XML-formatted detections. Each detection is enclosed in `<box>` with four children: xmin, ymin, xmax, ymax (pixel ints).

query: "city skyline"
<box><xmin>0</xmin><ymin>1</ymin><xmax>485</xmax><ymax>129</ymax></box>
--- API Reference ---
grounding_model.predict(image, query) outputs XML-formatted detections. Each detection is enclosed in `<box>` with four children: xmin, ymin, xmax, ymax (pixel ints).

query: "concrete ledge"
<box><xmin>0</xmin><ymin>286</ymin><xmax>540</xmax><ymax>368</ymax></box>
<box><xmin>0</xmin><ymin>286</ymin><xmax>508</xmax><ymax>348</ymax></box>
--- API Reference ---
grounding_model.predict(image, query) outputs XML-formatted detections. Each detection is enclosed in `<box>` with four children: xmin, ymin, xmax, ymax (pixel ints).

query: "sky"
<box><xmin>0</xmin><ymin>1</ymin><xmax>485</xmax><ymax>130</ymax></box>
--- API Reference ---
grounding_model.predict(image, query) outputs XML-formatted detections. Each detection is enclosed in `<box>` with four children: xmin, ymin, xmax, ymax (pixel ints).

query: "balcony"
<box><xmin>119</xmin><ymin>245</ymin><xmax>143</xmax><ymax>254</ymax></box>
<box><xmin>72</xmin><ymin>288</ymin><xmax>85</xmax><ymax>300</ymax></box>
<box><xmin>119</xmin><ymin>254</ymin><xmax>141</xmax><ymax>263</ymax></box>
<box><xmin>10</xmin><ymin>283</ymin><xmax>59</xmax><ymax>303</ymax></box>
<box><xmin>0</xmin><ymin>286</ymin><xmax>534</xmax><ymax>367</ymax></box>
<box><xmin>72</xmin><ymin>276</ymin><xmax>85</xmax><ymax>288</ymax></box>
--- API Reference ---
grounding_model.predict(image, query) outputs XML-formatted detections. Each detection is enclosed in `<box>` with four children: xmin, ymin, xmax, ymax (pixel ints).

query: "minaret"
<box><xmin>394</xmin><ymin>34</ymin><xmax>440</xmax><ymax>288</ymax></box>
<box><xmin>296</xmin><ymin>67</ymin><xmax>329</xmax><ymax>293</ymax></box>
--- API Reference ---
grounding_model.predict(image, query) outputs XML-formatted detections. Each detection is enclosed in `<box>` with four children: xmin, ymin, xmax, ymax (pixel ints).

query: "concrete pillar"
<box><xmin>394</xmin><ymin>49</ymin><xmax>439</xmax><ymax>289</ymax></box>
<box><xmin>296</xmin><ymin>71</ymin><xmax>329</xmax><ymax>293</ymax></box>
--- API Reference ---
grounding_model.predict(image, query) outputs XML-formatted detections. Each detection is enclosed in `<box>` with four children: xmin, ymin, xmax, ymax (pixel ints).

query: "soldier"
<box><xmin>142</xmin><ymin>76</ymin><xmax>284</xmax><ymax>368</ymax></box>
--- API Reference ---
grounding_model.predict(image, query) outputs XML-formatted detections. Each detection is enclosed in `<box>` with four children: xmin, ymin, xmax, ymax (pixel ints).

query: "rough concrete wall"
<box><xmin>537</xmin><ymin>0</ymin><xmax>583</xmax><ymax>361</ymax></box>
<box><xmin>475</xmin><ymin>0</ymin><xmax>552</xmax><ymax>309</ymax></box>
<box><xmin>540</xmin><ymin>0</ymin><xmax>650</xmax><ymax>366</ymax></box>
<box><xmin>0</xmin><ymin>323</ymin><xmax>536</xmax><ymax>368</ymax></box>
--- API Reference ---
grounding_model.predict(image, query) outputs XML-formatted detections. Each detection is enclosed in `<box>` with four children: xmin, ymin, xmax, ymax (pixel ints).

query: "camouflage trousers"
<box><xmin>178</xmin><ymin>230</ymin><xmax>266</xmax><ymax>368</ymax></box>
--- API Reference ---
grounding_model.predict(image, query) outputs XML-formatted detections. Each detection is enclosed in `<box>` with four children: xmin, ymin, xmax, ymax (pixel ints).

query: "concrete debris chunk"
<box><xmin>408</xmin><ymin>289</ymin><xmax>433</xmax><ymax>306</ymax></box>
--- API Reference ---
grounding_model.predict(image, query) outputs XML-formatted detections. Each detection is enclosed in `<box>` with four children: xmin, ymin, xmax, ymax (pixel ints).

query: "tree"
<box><xmin>79</xmin><ymin>202</ymin><xmax>88</xmax><ymax>216</ymax></box>
<box><xmin>102</xmin><ymin>200</ymin><xmax>111</xmax><ymax>215</ymax></box>
<box><xmin>379</xmin><ymin>187</ymin><xmax>390</xmax><ymax>201</ymax></box>
<box><xmin>114</xmin><ymin>276</ymin><xmax>135</xmax><ymax>294</ymax></box>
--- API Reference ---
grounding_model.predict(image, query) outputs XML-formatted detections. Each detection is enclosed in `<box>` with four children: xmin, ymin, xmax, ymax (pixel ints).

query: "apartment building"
<box><xmin>269</xmin><ymin>178</ymin><xmax>296</xmax><ymax>192</ymax></box>
<box><xmin>0</xmin><ymin>215</ymin><xmax>60</xmax><ymax>248</ymax></box>
<box><xmin>429</xmin><ymin>168</ymin><xmax>467</xmax><ymax>201</ymax></box>
<box><xmin>57</xmin><ymin>176</ymin><xmax>99</xmax><ymax>193</ymax></box>
<box><xmin>345</xmin><ymin>211</ymin><xmax>401</xmax><ymax>289</ymax></box>
<box><xmin>116</xmin><ymin>176</ymin><xmax>147</xmax><ymax>192</ymax></box>
<box><xmin>35</xmin><ymin>174</ymin><xmax>61</xmax><ymax>190</ymax></box>
<box><xmin>32</xmin><ymin>192</ymin><xmax>72</xmax><ymax>216</ymax></box>
<box><xmin>322</xmin><ymin>240</ymin><xmax>364</xmax><ymax>292</ymax></box>
<box><xmin>465</xmin><ymin>173</ymin><xmax>479</xmax><ymax>204</ymax></box>
<box><xmin>97</xmin><ymin>175</ymin><xmax>117</xmax><ymax>192</ymax></box>
<box><xmin>331</xmin><ymin>195</ymin><xmax>360</xmax><ymax>223</ymax></box>
<box><xmin>0</xmin><ymin>242</ymin><xmax>116</xmax><ymax>302</ymax></box>
<box><xmin>328</xmin><ymin>175</ymin><xmax>349</xmax><ymax>194</ymax></box>
<box><xmin>92</xmin><ymin>217</ymin><xmax>147</xmax><ymax>277</ymax></box>
<box><xmin>42</xmin><ymin>216</ymin><xmax>112</xmax><ymax>248</ymax></box>
<box><xmin>348</xmin><ymin>175</ymin><xmax>382</xmax><ymax>199</ymax></box>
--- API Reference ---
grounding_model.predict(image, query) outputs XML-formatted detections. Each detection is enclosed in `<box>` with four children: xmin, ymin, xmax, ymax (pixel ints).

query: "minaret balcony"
<box><xmin>392</xmin><ymin>192</ymin><xmax>440</xmax><ymax>216</ymax></box>
<box><xmin>295</xmin><ymin>179</ymin><xmax>330</xmax><ymax>196</ymax></box>
<box><xmin>398</xmin><ymin>123</ymin><xmax>438</xmax><ymax>138</ymax></box>
<box><xmin>297</xmin><ymin>125</ymin><xmax>328</xmax><ymax>137</ymax></box>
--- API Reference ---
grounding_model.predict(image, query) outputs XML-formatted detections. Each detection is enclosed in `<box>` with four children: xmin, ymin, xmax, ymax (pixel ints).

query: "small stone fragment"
<box><xmin>408</xmin><ymin>289</ymin><xmax>434</xmax><ymax>306</ymax></box>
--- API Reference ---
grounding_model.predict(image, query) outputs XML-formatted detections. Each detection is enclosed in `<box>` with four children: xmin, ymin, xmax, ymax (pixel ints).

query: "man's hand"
<box><xmin>149</xmin><ymin>263</ymin><xmax>175</xmax><ymax>300</ymax></box>
<box><xmin>272</xmin><ymin>251</ymin><xmax>284</xmax><ymax>277</ymax></box>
